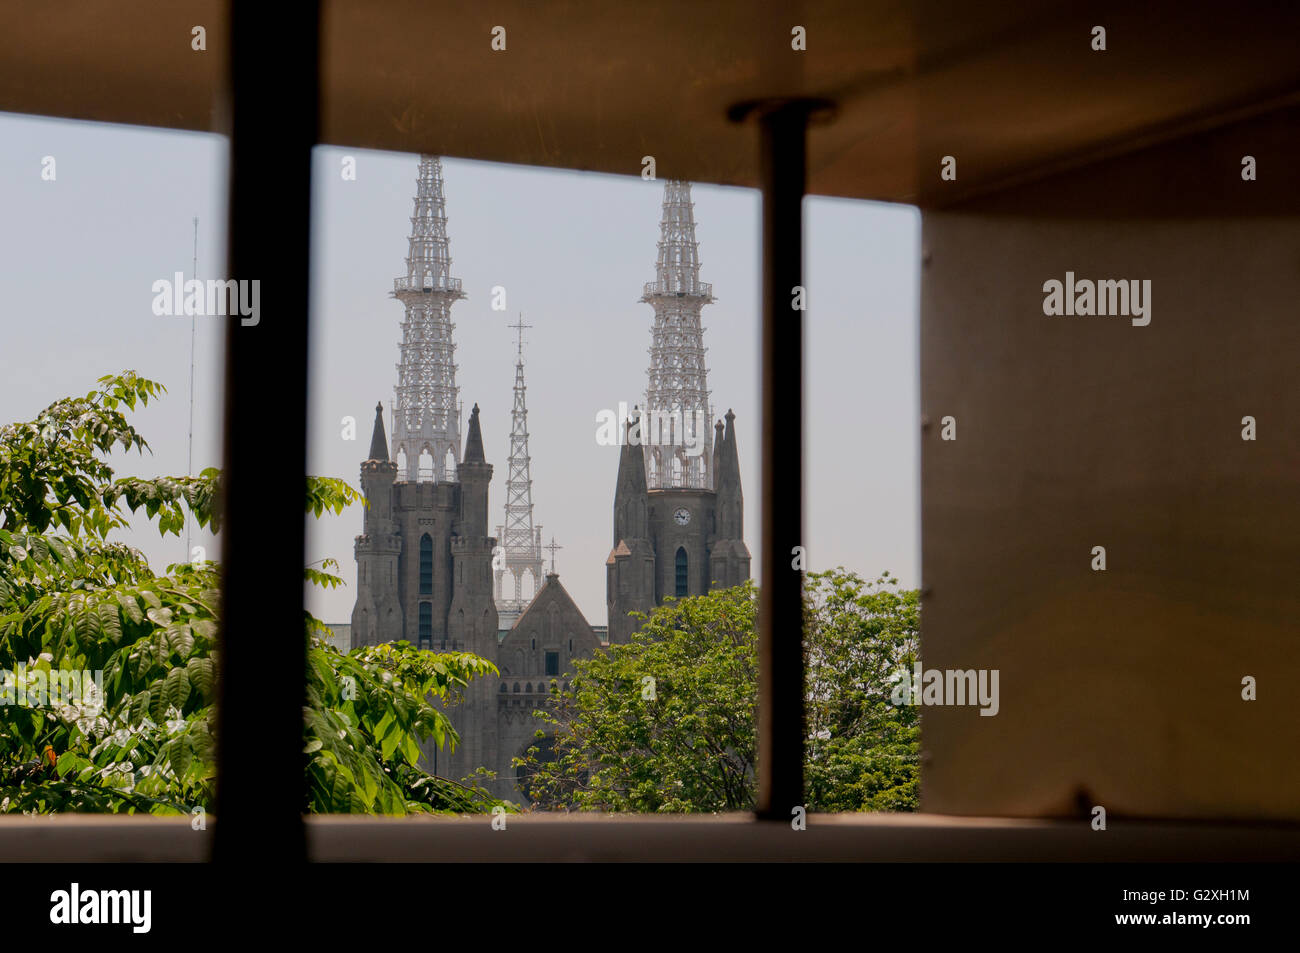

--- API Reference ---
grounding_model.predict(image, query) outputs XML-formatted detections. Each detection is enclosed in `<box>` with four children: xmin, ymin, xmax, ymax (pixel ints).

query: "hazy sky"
<box><xmin>1</xmin><ymin>111</ymin><xmax>919</xmax><ymax>626</ymax></box>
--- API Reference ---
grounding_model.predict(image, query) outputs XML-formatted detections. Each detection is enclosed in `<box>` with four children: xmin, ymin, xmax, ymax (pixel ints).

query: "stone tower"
<box><xmin>442</xmin><ymin>404</ymin><xmax>499</xmax><ymax>782</ymax></box>
<box><xmin>606</xmin><ymin>182</ymin><xmax>750</xmax><ymax>644</ymax></box>
<box><xmin>349</xmin><ymin>155</ymin><xmax>501</xmax><ymax>780</ymax></box>
<box><xmin>351</xmin><ymin>403</ymin><xmax>402</xmax><ymax>647</ymax></box>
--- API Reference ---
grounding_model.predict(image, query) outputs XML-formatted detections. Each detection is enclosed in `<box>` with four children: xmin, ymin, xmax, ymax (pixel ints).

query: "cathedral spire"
<box><xmin>495</xmin><ymin>318</ymin><xmax>545</xmax><ymax>620</ymax></box>
<box><xmin>641</xmin><ymin>180</ymin><xmax>714</xmax><ymax>489</ymax></box>
<box><xmin>391</xmin><ymin>155</ymin><xmax>465</xmax><ymax>482</ymax></box>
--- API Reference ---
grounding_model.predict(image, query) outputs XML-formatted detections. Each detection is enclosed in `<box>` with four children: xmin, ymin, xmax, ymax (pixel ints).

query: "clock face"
<box><xmin>673</xmin><ymin>507</ymin><xmax>691</xmax><ymax>526</ymax></box>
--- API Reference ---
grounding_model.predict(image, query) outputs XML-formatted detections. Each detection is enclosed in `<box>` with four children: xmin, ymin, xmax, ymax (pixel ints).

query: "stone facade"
<box><xmin>349</xmin><ymin>398</ymin><xmax>749</xmax><ymax>801</ymax></box>
<box><xmin>495</xmin><ymin>572</ymin><xmax>603</xmax><ymax>796</ymax></box>
<box><xmin>350</xmin><ymin>402</ymin><xmax>502</xmax><ymax>785</ymax></box>
<box><xmin>347</xmin><ymin>164</ymin><xmax>750</xmax><ymax>802</ymax></box>
<box><xmin>606</xmin><ymin>411</ymin><xmax>751</xmax><ymax>645</ymax></box>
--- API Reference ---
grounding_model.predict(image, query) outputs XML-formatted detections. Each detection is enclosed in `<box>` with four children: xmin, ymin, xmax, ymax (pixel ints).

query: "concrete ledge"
<box><xmin>2</xmin><ymin>813</ymin><xmax>1298</xmax><ymax>862</ymax></box>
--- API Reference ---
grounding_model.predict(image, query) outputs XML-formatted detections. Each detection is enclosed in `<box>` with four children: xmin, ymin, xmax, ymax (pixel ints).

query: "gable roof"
<box><xmin>504</xmin><ymin>572</ymin><xmax>592</xmax><ymax>643</ymax></box>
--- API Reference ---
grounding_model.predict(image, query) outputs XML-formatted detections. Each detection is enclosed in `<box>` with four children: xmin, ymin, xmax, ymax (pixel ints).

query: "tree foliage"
<box><xmin>804</xmin><ymin>569</ymin><xmax>920</xmax><ymax>812</ymax></box>
<box><xmin>522</xmin><ymin>582</ymin><xmax>758</xmax><ymax>812</ymax></box>
<box><xmin>520</xmin><ymin>571</ymin><xmax>920</xmax><ymax>813</ymax></box>
<box><xmin>0</xmin><ymin>372</ymin><xmax>503</xmax><ymax>815</ymax></box>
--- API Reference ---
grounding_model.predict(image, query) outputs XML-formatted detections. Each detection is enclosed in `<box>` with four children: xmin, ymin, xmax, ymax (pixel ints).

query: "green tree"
<box><xmin>0</xmin><ymin>372</ymin><xmax>503</xmax><ymax>815</ymax></box>
<box><xmin>520</xmin><ymin>571</ymin><xmax>920</xmax><ymax>813</ymax></box>
<box><xmin>804</xmin><ymin>569</ymin><xmax>920</xmax><ymax>812</ymax></box>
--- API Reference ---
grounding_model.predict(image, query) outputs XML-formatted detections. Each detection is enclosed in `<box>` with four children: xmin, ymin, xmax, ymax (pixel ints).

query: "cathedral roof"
<box><xmin>503</xmin><ymin>570</ymin><xmax>594</xmax><ymax>641</ymax></box>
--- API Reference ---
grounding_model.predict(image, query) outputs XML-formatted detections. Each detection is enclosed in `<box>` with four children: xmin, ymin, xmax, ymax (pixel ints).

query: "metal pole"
<box><xmin>187</xmin><ymin>217</ymin><xmax>197</xmax><ymax>563</ymax></box>
<box><xmin>213</xmin><ymin>0</ymin><xmax>318</xmax><ymax>861</ymax></box>
<box><xmin>730</xmin><ymin>98</ymin><xmax>829</xmax><ymax>819</ymax></box>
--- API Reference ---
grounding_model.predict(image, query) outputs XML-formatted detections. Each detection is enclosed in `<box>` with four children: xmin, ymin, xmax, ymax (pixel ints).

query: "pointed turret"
<box><xmin>619</xmin><ymin>412</ymin><xmax>649</xmax><ymax>490</ymax></box>
<box><xmin>608</xmin><ymin>409</ymin><xmax>656</xmax><ymax>644</ymax></box>
<box><xmin>447</xmin><ymin>398</ymin><xmax>498</xmax><ymax>786</ymax></box>
<box><xmin>450</xmin><ymin>401</ymin><xmax>496</xmax><ymax>645</ymax></box>
<box><xmin>456</xmin><ymin>402</ymin><xmax>492</xmax><ymax>537</ymax></box>
<box><xmin>352</xmin><ymin>401</ymin><xmax>400</xmax><ymax>649</ymax></box>
<box><xmin>712</xmin><ymin>418</ymin><xmax>725</xmax><ymax>489</ymax></box>
<box><xmin>463</xmin><ymin>402</ymin><xmax>485</xmax><ymax>463</ymax></box>
<box><xmin>367</xmin><ymin>402</ymin><xmax>390</xmax><ymax>461</ymax></box>
<box><xmin>709</xmin><ymin>408</ymin><xmax>750</xmax><ymax>589</ymax></box>
<box><xmin>613</xmin><ymin>410</ymin><xmax>649</xmax><ymax>543</ymax></box>
<box><xmin>718</xmin><ymin>409</ymin><xmax>741</xmax><ymax>484</ymax></box>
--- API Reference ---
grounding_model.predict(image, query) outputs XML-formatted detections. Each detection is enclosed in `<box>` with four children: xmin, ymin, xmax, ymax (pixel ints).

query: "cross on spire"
<box><xmin>545</xmin><ymin>536</ymin><xmax>562</xmax><ymax>573</ymax></box>
<box><xmin>509</xmin><ymin>314</ymin><xmax>532</xmax><ymax>360</ymax></box>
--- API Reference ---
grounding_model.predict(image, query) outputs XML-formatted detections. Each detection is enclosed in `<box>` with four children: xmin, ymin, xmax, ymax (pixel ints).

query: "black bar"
<box><xmin>213</xmin><ymin>1</ymin><xmax>319</xmax><ymax>861</ymax></box>
<box><xmin>755</xmin><ymin>102</ymin><xmax>813</xmax><ymax>819</ymax></box>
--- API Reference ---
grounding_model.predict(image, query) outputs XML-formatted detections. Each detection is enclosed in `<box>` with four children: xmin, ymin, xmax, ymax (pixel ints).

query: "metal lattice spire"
<box><xmin>391</xmin><ymin>155</ymin><xmax>465</xmax><ymax>482</ymax></box>
<box><xmin>641</xmin><ymin>180</ymin><xmax>714</xmax><ymax>489</ymax></box>
<box><xmin>494</xmin><ymin>317</ymin><xmax>545</xmax><ymax>617</ymax></box>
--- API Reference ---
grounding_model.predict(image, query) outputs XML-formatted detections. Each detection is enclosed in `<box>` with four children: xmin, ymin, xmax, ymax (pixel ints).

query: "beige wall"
<box><xmin>919</xmin><ymin>108</ymin><xmax>1300</xmax><ymax>818</ymax></box>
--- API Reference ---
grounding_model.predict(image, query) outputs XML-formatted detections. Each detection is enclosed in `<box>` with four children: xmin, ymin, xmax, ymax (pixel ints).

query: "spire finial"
<box><xmin>509</xmin><ymin>313</ymin><xmax>532</xmax><ymax>361</ymax></box>
<box><xmin>545</xmin><ymin>536</ymin><xmax>563</xmax><ymax>574</ymax></box>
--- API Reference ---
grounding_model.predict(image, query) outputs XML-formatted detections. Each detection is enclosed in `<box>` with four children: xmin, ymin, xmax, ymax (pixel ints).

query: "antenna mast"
<box><xmin>186</xmin><ymin>216</ymin><xmax>197</xmax><ymax>562</ymax></box>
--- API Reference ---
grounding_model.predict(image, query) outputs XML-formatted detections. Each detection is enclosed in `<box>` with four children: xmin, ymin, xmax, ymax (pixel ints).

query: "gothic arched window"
<box><xmin>419</xmin><ymin>534</ymin><xmax>433</xmax><ymax>595</ymax></box>
<box><xmin>418</xmin><ymin>602</ymin><xmax>432</xmax><ymax>649</ymax></box>
<box><xmin>675</xmin><ymin>547</ymin><xmax>688</xmax><ymax>598</ymax></box>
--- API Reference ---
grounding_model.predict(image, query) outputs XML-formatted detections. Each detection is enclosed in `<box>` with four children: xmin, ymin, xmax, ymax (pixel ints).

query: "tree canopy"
<box><xmin>0</xmin><ymin>372</ymin><xmax>503</xmax><ymax>815</ymax></box>
<box><xmin>519</xmin><ymin>570</ymin><xmax>921</xmax><ymax>813</ymax></box>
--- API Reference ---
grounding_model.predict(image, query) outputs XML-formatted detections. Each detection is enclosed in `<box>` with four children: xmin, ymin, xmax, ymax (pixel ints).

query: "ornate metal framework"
<box><xmin>391</xmin><ymin>155</ymin><xmax>464</xmax><ymax>482</ymax></box>
<box><xmin>494</xmin><ymin>318</ymin><xmax>545</xmax><ymax>617</ymax></box>
<box><xmin>641</xmin><ymin>180</ymin><xmax>714</xmax><ymax>489</ymax></box>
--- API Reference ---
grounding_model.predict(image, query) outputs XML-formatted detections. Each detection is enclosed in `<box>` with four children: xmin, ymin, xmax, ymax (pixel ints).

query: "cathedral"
<box><xmin>348</xmin><ymin>156</ymin><xmax>749</xmax><ymax>799</ymax></box>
